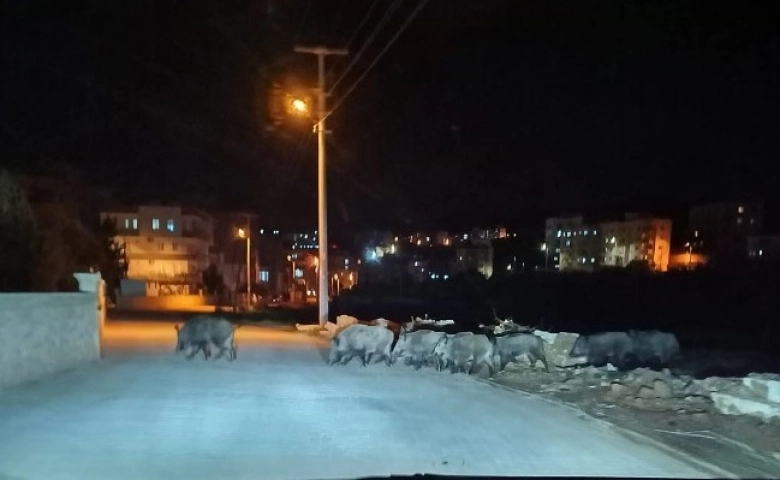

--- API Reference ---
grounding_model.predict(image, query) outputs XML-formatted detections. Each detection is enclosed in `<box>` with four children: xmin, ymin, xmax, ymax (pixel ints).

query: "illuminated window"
<box><xmin>738</xmin><ymin>206</ymin><xmax>744</xmax><ymax>213</ymax></box>
<box><xmin>132</xmin><ymin>218</ymin><xmax>138</xmax><ymax>229</ymax></box>
<box><xmin>259</xmin><ymin>271</ymin><xmax>269</xmax><ymax>282</ymax></box>
<box><xmin>294</xmin><ymin>268</ymin><xmax>303</xmax><ymax>278</ymax></box>
<box><xmin>167</xmin><ymin>219</ymin><xmax>175</xmax><ymax>232</ymax></box>
<box><xmin>152</xmin><ymin>218</ymin><xmax>160</xmax><ymax>230</ymax></box>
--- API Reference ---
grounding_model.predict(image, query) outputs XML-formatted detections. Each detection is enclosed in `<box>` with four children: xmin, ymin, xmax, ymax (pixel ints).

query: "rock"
<box><xmin>638</xmin><ymin>386</ymin><xmax>657</xmax><ymax>399</ymax></box>
<box><xmin>606</xmin><ymin>363</ymin><xmax>618</xmax><ymax>371</ymax></box>
<box><xmin>610</xmin><ymin>383</ymin><xmax>631</xmax><ymax>396</ymax></box>
<box><xmin>653</xmin><ymin>379</ymin><xmax>673</xmax><ymax>398</ymax></box>
<box><xmin>662</xmin><ymin>368</ymin><xmax>672</xmax><ymax>376</ymax></box>
<box><xmin>743</xmin><ymin>375</ymin><xmax>780</xmax><ymax>404</ymax></box>
<box><xmin>336</xmin><ymin>315</ymin><xmax>359</xmax><ymax>329</ymax></box>
<box><xmin>533</xmin><ymin>330</ymin><xmax>558</xmax><ymax>345</ymax></box>
<box><xmin>546</xmin><ymin>332</ymin><xmax>580</xmax><ymax>368</ymax></box>
<box><xmin>711</xmin><ymin>393</ymin><xmax>780</xmax><ymax>422</ymax></box>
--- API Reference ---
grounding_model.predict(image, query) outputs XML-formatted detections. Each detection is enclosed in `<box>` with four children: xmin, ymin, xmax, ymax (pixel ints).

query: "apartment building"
<box><xmin>101</xmin><ymin>205</ymin><xmax>214</xmax><ymax>294</ymax></box>
<box><xmin>544</xmin><ymin>213</ymin><xmax>672</xmax><ymax>272</ymax></box>
<box><xmin>600</xmin><ymin>214</ymin><xmax>671</xmax><ymax>271</ymax></box>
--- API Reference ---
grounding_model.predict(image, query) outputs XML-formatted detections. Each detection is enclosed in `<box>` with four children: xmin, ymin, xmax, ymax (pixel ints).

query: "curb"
<box><xmin>473</xmin><ymin>376</ymin><xmax>738</xmax><ymax>479</ymax></box>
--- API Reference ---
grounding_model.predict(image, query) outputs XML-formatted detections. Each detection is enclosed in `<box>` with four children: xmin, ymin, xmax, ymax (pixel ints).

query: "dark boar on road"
<box><xmin>175</xmin><ymin>315</ymin><xmax>239</xmax><ymax>361</ymax></box>
<box><xmin>494</xmin><ymin>333</ymin><xmax>548</xmax><ymax>372</ymax></box>
<box><xmin>628</xmin><ymin>329</ymin><xmax>680</xmax><ymax>368</ymax></box>
<box><xmin>569</xmin><ymin>331</ymin><xmax>637</xmax><ymax>370</ymax></box>
<box><xmin>392</xmin><ymin>329</ymin><xmax>446</xmax><ymax>369</ymax></box>
<box><xmin>328</xmin><ymin>324</ymin><xmax>394</xmax><ymax>366</ymax></box>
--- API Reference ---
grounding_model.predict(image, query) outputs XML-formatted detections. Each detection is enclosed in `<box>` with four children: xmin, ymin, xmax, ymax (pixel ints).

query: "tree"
<box><xmin>202</xmin><ymin>264</ymin><xmax>224</xmax><ymax>296</ymax></box>
<box><xmin>0</xmin><ymin>170</ymin><xmax>36</xmax><ymax>291</ymax></box>
<box><xmin>95</xmin><ymin>217</ymin><xmax>128</xmax><ymax>302</ymax></box>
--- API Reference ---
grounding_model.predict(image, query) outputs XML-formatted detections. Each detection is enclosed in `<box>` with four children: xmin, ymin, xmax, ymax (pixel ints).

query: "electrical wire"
<box><xmin>327</xmin><ymin>0</ymin><xmax>405</xmax><ymax>94</ymax></box>
<box><xmin>321</xmin><ymin>0</ymin><xmax>430</xmax><ymax>125</ymax></box>
<box><xmin>325</xmin><ymin>0</ymin><xmax>383</xmax><ymax>79</ymax></box>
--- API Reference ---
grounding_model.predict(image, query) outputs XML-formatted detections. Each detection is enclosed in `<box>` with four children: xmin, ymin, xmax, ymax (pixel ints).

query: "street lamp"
<box><xmin>290</xmin><ymin>98</ymin><xmax>308</xmax><ymax>114</ymax></box>
<box><xmin>236</xmin><ymin>226</ymin><xmax>251</xmax><ymax>310</ymax></box>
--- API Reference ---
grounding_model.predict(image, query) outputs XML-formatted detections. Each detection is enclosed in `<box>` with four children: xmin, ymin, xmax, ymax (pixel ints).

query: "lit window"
<box><xmin>132</xmin><ymin>218</ymin><xmax>138</xmax><ymax>229</ymax></box>
<box><xmin>259</xmin><ymin>271</ymin><xmax>270</xmax><ymax>282</ymax></box>
<box><xmin>737</xmin><ymin>217</ymin><xmax>743</xmax><ymax>225</ymax></box>
<box><xmin>294</xmin><ymin>268</ymin><xmax>303</xmax><ymax>278</ymax></box>
<box><xmin>124</xmin><ymin>218</ymin><xmax>131</xmax><ymax>229</ymax></box>
<box><xmin>167</xmin><ymin>219</ymin><xmax>175</xmax><ymax>232</ymax></box>
<box><xmin>759</xmin><ymin>249</ymin><xmax>763</xmax><ymax>256</ymax></box>
<box><xmin>590</xmin><ymin>257</ymin><xmax>595</xmax><ymax>263</ymax></box>
<box><xmin>260</xmin><ymin>229</ymin><xmax>265</xmax><ymax>234</ymax></box>
<box><xmin>345</xmin><ymin>259</ymin><xmax>349</xmax><ymax>266</ymax></box>
<box><xmin>584</xmin><ymin>230</ymin><xmax>589</xmax><ymax>236</ymax></box>
<box><xmin>557</xmin><ymin>230</ymin><xmax>562</xmax><ymax>238</ymax></box>
<box><xmin>738</xmin><ymin>206</ymin><xmax>744</xmax><ymax>213</ymax></box>
<box><xmin>593</xmin><ymin>230</ymin><xmax>597</xmax><ymax>235</ymax></box>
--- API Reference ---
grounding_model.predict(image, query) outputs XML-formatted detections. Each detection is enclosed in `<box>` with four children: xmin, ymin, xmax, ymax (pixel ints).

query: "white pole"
<box><xmin>246</xmin><ymin>228</ymin><xmax>251</xmax><ymax>310</ymax></box>
<box><xmin>293</xmin><ymin>46</ymin><xmax>348</xmax><ymax>327</ymax></box>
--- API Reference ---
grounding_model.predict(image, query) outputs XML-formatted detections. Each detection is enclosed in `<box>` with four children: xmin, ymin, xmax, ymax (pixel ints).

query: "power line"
<box><xmin>325</xmin><ymin>0</ymin><xmax>384</xmax><ymax>79</ymax></box>
<box><xmin>343</xmin><ymin>0</ymin><xmax>383</xmax><ymax>50</ymax></box>
<box><xmin>327</xmin><ymin>0</ymin><xmax>405</xmax><ymax>94</ymax></box>
<box><xmin>322</xmin><ymin>0</ymin><xmax>430</xmax><ymax>124</ymax></box>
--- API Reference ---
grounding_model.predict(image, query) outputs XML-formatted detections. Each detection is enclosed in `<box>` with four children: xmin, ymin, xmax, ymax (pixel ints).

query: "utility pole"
<box><xmin>246</xmin><ymin>216</ymin><xmax>252</xmax><ymax>310</ymax></box>
<box><xmin>293</xmin><ymin>46</ymin><xmax>348</xmax><ymax>327</ymax></box>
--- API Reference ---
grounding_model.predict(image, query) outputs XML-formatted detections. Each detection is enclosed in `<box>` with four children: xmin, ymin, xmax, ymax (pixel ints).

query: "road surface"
<box><xmin>0</xmin><ymin>319</ymin><xmax>724</xmax><ymax>480</ymax></box>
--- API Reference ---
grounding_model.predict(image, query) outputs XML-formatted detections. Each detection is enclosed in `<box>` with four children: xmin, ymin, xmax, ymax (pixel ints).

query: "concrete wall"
<box><xmin>0</xmin><ymin>292</ymin><xmax>100</xmax><ymax>390</ymax></box>
<box><xmin>115</xmin><ymin>294</ymin><xmax>217</xmax><ymax>311</ymax></box>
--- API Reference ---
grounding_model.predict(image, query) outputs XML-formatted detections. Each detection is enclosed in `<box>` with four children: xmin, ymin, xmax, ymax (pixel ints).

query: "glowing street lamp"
<box><xmin>290</xmin><ymin>98</ymin><xmax>308</xmax><ymax>113</ymax></box>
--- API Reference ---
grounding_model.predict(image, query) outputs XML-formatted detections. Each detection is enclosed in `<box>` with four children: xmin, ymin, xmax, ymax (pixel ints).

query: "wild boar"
<box><xmin>433</xmin><ymin>332</ymin><xmax>496</xmax><ymax>375</ymax></box>
<box><xmin>392</xmin><ymin>330</ymin><xmax>447</xmax><ymax>369</ymax></box>
<box><xmin>328</xmin><ymin>324</ymin><xmax>394</xmax><ymax>366</ymax></box>
<box><xmin>174</xmin><ymin>316</ymin><xmax>239</xmax><ymax>361</ymax></box>
<box><xmin>569</xmin><ymin>331</ymin><xmax>636</xmax><ymax>370</ymax></box>
<box><xmin>628</xmin><ymin>330</ymin><xmax>680</xmax><ymax>368</ymax></box>
<box><xmin>494</xmin><ymin>333</ymin><xmax>548</xmax><ymax>371</ymax></box>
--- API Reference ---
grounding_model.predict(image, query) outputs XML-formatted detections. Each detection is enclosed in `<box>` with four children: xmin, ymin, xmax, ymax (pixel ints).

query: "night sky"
<box><xmin>3</xmin><ymin>1</ymin><xmax>780</xmax><ymax>235</ymax></box>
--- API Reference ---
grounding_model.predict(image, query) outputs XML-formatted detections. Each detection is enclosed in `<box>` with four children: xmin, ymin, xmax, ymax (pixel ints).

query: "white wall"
<box><xmin>0</xmin><ymin>291</ymin><xmax>100</xmax><ymax>390</ymax></box>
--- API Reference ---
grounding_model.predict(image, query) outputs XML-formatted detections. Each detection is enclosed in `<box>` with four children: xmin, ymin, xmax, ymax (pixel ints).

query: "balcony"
<box><xmin>136</xmin><ymin>272</ymin><xmax>202</xmax><ymax>285</ymax></box>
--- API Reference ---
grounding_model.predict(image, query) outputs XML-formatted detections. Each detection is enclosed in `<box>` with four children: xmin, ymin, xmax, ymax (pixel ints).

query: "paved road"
<box><xmin>0</xmin><ymin>320</ymin><xmax>723</xmax><ymax>480</ymax></box>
